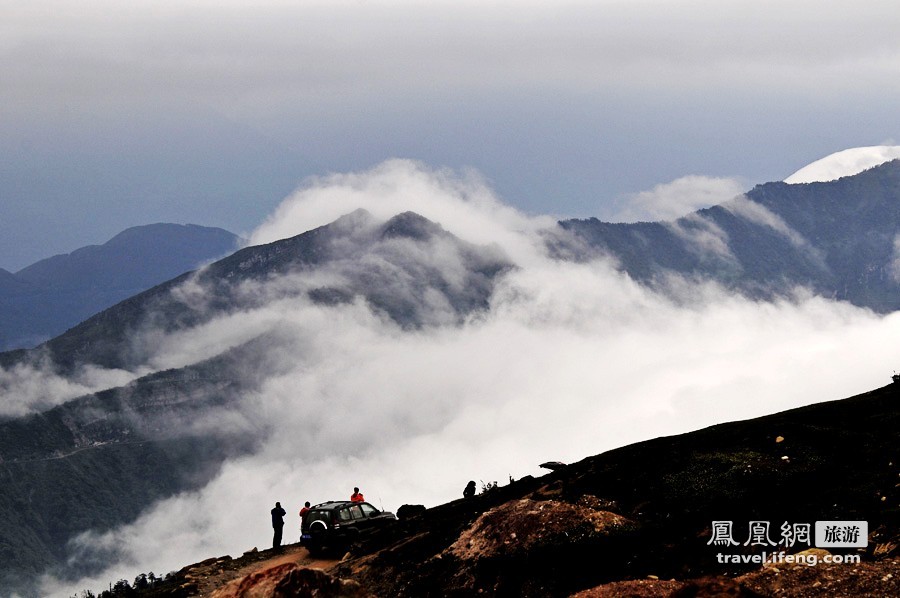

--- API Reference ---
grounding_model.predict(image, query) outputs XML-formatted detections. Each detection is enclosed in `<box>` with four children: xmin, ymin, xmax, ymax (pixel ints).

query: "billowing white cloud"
<box><xmin>616</xmin><ymin>175</ymin><xmax>745</xmax><ymax>223</ymax></box>
<box><xmin>248</xmin><ymin>159</ymin><xmax>555</xmax><ymax>267</ymax></box>
<box><xmin>38</xmin><ymin>161</ymin><xmax>900</xmax><ymax>596</ymax></box>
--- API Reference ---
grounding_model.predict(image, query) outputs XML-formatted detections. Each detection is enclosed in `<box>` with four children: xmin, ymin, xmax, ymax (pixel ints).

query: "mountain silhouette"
<box><xmin>0</xmin><ymin>224</ymin><xmax>239</xmax><ymax>351</ymax></box>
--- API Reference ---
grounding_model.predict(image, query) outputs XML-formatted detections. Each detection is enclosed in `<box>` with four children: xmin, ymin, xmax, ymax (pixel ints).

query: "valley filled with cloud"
<box><xmin>31</xmin><ymin>160</ymin><xmax>900</xmax><ymax>594</ymax></box>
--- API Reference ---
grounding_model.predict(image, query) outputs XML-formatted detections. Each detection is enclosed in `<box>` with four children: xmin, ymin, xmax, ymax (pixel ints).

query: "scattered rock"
<box><xmin>212</xmin><ymin>562</ymin><xmax>371</xmax><ymax>598</ymax></box>
<box><xmin>274</xmin><ymin>567</ymin><xmax>372</xmax><ymax>598</ymax></box>
<box><xmin>445</xmin><ymin>498</ymin><xmax>632</xmax><ymax>561</ymax></box>
<box><xmin>571</xmin><ymin>578</ymin><xmax>686</xmax><ymax>597</ymax></box>
<box><xmin>540</xmin><ymin>461</ymin><xmax>567</xmax><ymax>471</ymax></box>
<box><xmin>397</xmin><ymin>504</ymin><xmax>427</xmax><ymax>521</ymax></box>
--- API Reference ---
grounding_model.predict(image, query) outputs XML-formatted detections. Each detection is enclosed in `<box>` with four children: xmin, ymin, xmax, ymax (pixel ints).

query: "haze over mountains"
<box><xmin>3</xmin><ymin>157</ymin><xmax>900</xmax><ymax>595</ymax></box>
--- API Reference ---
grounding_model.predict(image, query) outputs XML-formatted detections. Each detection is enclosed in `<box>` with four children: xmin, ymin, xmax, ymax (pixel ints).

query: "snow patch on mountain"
<box><xmin>785</xmin><ymin>146</ymin><xmax>900</xmax><ymax>184</ymax></box>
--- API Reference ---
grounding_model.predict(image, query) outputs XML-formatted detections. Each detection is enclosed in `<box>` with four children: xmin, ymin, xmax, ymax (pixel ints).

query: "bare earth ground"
<box><xmin>571</xmin><ymin>555</ymin><xmax>900</xmax><ymax>597</ymax></box>
<box><xmin>163</xmin><ymin>542</ymin><xmax>338</xmax><ymax>597</ymax></box>
<box><xmin>182</xmin><ymin>545</ymin><xmax>899</xmax><ymax>597</ymax></box>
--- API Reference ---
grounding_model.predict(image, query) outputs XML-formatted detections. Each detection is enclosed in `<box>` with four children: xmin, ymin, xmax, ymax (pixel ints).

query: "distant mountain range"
<box><xmin>560</xmin><ymin>159</ymin><xmax>900</xmax><ymax>313</ymax></box>
<box><xmin>0</xmin><ymin>224</ymin><xmax>240</xmax><ymax>351</ymax></box>
<box><xmin>7</xmin><ymin>210</ymin><xmax>509</xmax><ymax>373</ymax></box>
<box><xmin>3</xmin><ymin>162</ymin><xmax>900</xmax><ymax>594</ymax></box>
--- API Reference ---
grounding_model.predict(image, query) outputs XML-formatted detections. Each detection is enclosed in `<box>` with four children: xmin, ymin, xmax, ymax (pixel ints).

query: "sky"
<box><xmin>3</xmin><ymin>0</ymin><xmax>900</xmax><ymax>271</ymax></box>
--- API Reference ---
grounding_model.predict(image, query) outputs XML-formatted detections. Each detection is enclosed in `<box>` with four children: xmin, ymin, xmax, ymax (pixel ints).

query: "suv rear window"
<box><xmin>306</xmin><ymin>511</ymin><xmax>331</xmax><ymax>525</ymax></box>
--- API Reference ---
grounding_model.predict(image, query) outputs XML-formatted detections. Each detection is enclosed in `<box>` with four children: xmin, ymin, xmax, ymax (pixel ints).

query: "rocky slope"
<box><xmin>114</xmin><ymin>380</ymin><xmax>899</xmax><ymax>597</ymax></box>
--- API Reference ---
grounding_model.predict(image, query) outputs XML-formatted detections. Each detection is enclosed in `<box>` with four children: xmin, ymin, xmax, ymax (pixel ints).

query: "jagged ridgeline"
<box><xmin>0</xmin><ymin>210</ymin><xmax>513</xmax><ymax>595</ymax></box>
<box><xmin>4</xmin><ymin>210</ymin><xmax>511</xmax><ymax>374</ymax></box>
<box><xmin>561</xmin><ymin>159</ymin><xmax>900</xmax><ymax>312</ymax></box>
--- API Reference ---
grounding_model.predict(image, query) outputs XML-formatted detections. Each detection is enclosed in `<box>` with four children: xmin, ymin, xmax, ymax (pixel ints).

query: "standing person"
<box><xmin>463</xmin><ymin>480</ymin><xmax>476</xmax><ymax>498</ymax></box>
<box><xmin>350</xmin><ymin>487</ymin><xmax>365</xmax><ymax>502</ymax></box>
<box><xmin>271</xmin><ymin>501</ymin><xmax>287</xmax><ymax>551</ymax></box>
<box><xmin>298</xmin><ymin>501</ymin><xmax>311</xmax><ymax>542</ymax></box>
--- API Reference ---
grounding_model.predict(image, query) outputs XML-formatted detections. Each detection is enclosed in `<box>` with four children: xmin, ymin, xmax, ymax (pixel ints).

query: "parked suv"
<box><xmin>300</xmin><ymin>501</ymin><xmax>397</xmax><ymax>554</ymax></box>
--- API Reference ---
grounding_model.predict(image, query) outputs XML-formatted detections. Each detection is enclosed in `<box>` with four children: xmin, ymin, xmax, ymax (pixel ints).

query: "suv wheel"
<box><xmin>307</xmin><ymin>520</ymin><xmax>328</xmax><ymax>555</ymax></box>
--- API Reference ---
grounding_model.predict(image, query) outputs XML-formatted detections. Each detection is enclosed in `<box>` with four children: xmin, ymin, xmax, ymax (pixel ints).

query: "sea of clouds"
<box><xmin>33</xmin><ymin>160</ymin><xmax>900</xmax><ymax>595</ymax></box>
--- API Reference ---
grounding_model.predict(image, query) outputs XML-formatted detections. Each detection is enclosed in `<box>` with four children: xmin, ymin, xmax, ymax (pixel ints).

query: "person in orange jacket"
<box><xmin>299</xmin><ymin>501</ymin><xmax>311</xmax><ymax>518</ymax></box>
<box><xmin>350</xmin><ymin>487</ymin><xmax>364</xmax><ymax>502</ymax></box>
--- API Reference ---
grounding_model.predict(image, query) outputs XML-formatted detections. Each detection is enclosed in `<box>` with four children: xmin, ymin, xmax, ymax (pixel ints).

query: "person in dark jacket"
<box><xmin>271</xmin><ymin>501</ymin><xmax>287</xmax><ymax>551</ymax></box>
<box><xmin>463</xmin><ymin>480</ymin><xmax>476</xmax><ymax>498</ymax></box>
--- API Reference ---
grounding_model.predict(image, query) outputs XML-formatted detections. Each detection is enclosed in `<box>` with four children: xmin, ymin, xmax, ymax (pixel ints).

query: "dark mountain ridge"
<box><xmin>0</xmin><ymin>348</ymin><xmax>265</xmax><ymax>593</ymax></box>
<box><xmin>561</xmin><ymin>159</ymin><xmax>900</xmax><ymax>312</ymax></box>
<box><xmin>4</xmin><ymin>209</ymin><xmax>510</xmax><ymax>372</ymax></box>
<box><xmin>0</xmin><ymin>224</ymin><xmax>240</xmax><ymax>351</ymax></box>
<box><xmin>337</xmin><ymin>381</ymin><xmax>900</xmax><ymax>596</ymax></box>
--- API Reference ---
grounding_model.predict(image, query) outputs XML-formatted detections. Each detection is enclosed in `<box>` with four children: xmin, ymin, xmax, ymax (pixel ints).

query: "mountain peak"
<box><xmin>785</xmin><ymin>145</ymin><xmax>900</xmax><ymax>184</ymax></box>
<box><xmin>379</xmin><ymin>211</ymin><xmax>445</xmax><ymax>241</ymax></box>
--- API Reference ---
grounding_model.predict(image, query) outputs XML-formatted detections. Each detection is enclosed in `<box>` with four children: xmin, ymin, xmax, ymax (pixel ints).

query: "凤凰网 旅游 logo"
<box><xmin>707</xmin><ymin>520</ymin><xmax>867</xmax><ymax>567</ymax></box>
<box><xmin>707</xmin><ymin>520</ymin><xmax>868</xmax><ymax>549</ymax></box>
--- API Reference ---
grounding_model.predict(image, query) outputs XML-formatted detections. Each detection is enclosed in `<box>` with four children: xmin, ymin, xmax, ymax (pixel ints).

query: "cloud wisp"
<box><xmin>0</xmin><ymin>360</ymin><xmax>138</xmax><ymax>419</ymax></box>
<box><xmin>616</xmin><ymin>175</ymin><xmax>745</xmax><ymax>223</ymax></box>
<box><xmin>37</xmin><ymin>161</ymin><xmax>900</xmax><ymax>595</ymax></box>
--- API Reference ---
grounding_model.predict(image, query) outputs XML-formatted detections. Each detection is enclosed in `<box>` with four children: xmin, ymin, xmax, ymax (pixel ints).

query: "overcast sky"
<box><xmin>3</xmin><ymin>0</ymin><xmax>900</xmax><ymax>271</ymax></box>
